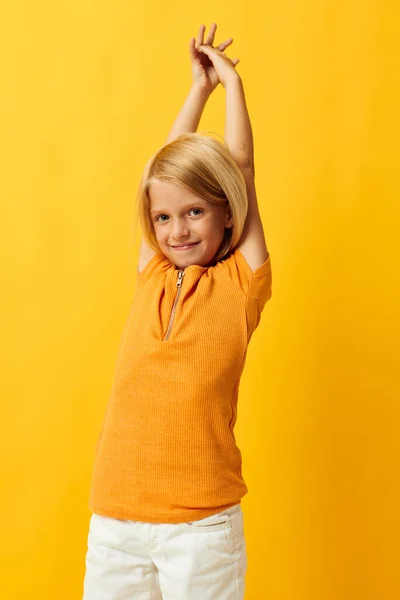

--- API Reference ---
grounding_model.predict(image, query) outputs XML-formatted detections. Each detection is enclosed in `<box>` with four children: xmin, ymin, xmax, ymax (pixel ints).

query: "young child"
<box><xmin>83</xmin><ymin>22</ymin><xmax>272</xmax><ymax>600</ymax></box>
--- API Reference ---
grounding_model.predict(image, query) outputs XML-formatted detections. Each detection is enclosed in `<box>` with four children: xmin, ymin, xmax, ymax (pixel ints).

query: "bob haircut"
<box><xmin>135</xmin><ymin>132</ymin><xmax>248</xmax><ymax>265</ymax></box>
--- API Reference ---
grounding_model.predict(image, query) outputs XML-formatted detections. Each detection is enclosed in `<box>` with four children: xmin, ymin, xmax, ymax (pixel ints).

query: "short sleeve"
<box><xmin>231</xmin><ymin>248</ymin><xmax>272</xmax><ymax>338</ymax></box>
<box><xmin>233</xmin><ymin>248</ymin><xmax>272</xmax><ymax>304</ymax></box>
<box><xmin>137</xmin><ymin>251</ymin><xmax>172</xmax><ymax>284</ymax></box>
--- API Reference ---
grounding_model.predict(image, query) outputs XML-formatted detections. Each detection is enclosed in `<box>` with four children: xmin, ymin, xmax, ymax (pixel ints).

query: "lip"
<box><xmin>171</xmin><ymin>242</ymin><xmax>200</xmax><ymax>250</ymax></box>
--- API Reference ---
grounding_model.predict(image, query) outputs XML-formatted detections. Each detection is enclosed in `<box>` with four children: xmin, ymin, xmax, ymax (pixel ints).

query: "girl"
<box><xmin>83</xmin><ymin>22</ymin><xmax>272</xmax><ymax>600</ymax></box>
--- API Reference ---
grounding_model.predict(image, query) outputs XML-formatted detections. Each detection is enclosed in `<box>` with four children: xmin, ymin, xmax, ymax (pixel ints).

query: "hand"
<box><xmin>196</xmin><ymin>41</ymin><xmax>241</xmax><ymax>90</ymax></box>
<box><xmin>190</xmin><ymin>23</ymin><xmax>240</xmax><ymax>94</ymax></box>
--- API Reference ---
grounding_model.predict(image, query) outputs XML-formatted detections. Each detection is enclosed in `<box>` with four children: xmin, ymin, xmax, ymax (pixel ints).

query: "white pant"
<box><xmin>82</xmin><ymin>503</ymin><xmax>247</xmax><ymax>599</ymax></box>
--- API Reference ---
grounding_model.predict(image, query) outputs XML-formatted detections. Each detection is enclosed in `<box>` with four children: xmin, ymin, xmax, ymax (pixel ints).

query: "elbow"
<box><xmin>237</xmin><ymin>161</ymin><xmax>255</xmax><ymax>176</ymax></box>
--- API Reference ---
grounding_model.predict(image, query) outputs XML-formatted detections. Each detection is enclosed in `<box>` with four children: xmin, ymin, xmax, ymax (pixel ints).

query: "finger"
<box><xmin>189</xmin><ymin>37</ymin><xmax>198</xmax><ymax>57</ymax></box>
<box><xmin>198</xmin><ymin>44</ymin><xmax>224</xmax><ymax>61</ymax></box>
<box><xmin>217</xmin><ymin>38</ymin><xmax>233</xmax><ymax>52</ymax></box>
<box><xmin>232</xmin><ymin>58</ymin><xmax>240</xmax><ymax>66</ymax></box>
<box><xmin>196</xmin><ymin>24</ymin><xmax>205</xmax><ymax>49</ymax></box>
<box><xmin>205</xmin><ymin>22</ymin><xmax>217</xmax><ymax>46</ymax></box>
<box><xmin>197</xmin><ymin>44</ymin><xmax>214</xmax><ymax>55</ymax></box>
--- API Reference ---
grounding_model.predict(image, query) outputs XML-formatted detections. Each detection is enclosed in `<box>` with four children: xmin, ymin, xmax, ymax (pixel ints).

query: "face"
<box><xmin>148</xmin><ymin>180</ymin><xmax>233</xmax><ymax>269</ymax></box>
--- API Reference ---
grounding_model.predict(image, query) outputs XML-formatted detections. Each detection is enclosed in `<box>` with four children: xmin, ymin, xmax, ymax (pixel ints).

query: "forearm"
<box><xmin>165</xmin><ymin>84</ymin><xmax>211</xmax><ymax>144</ymax></box>
<box><xmin>224</xmin><ymin>75</ymin><xmax>254</xmax><ymax>171</ymax></box>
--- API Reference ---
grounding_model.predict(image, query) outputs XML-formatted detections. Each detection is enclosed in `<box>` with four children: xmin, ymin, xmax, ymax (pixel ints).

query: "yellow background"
<box><xmin>1</xmin><ymin>1</ymin><xmax>399</xmax><ymax>598</ymax></box>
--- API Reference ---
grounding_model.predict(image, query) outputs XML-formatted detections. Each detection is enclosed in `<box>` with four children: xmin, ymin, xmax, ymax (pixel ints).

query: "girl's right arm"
<box><xmin>165</xmin><ymin>23</ymin><xmax>236</xmax><ymax>144</ymax></box>
<box><xmin>165</xmin><ymin>84</ymin><xmax>211</xmax><ymax>145</ymax></box>
<box><xmin>139</xmin><ymin>24</ymin><xmax>235</xmax><ymax>272</ymax></box>
<box><xmin>139</xmin><ymin>82</ymin><xmax>211</xmax><ymax>272</ymax></box>
<box><xmin>139</xmin><ymin>81</ymin><xmax>210</xmax><ymax>272</ymax></box>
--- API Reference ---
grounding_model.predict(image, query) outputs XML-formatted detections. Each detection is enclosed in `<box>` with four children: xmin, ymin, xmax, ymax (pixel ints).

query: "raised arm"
<box><xmin>139</xmin><ymin>24</ymin><xmax>238</xmax><ymax>273</ymax></box>
<box><xmin>197</xmin><ymin>43</ymin><xmax>269</xmax><ymax>270</ymax></box>
<box><xmin>165</xmin><ymin>85</ymin><xmax>211</xmax><ymax>145</ymax></box>
<box><xmin>224</xmin><ymin>77</ymin><xmax>269</xmax><ymax>269</ymax></box>
<box><xmin>224</xmin><ymin>76</ymin><xmax>254</xmax><ymax>174</ymax></box>
<box><xmin>166</xmin><ymin>23</ymin><xmax>237</xmax><ymax>144</ymax></box>
<box><xmin>139</xmin><ymin>83</ymin><xmax>210</xmax><ymax>273</ymax></box>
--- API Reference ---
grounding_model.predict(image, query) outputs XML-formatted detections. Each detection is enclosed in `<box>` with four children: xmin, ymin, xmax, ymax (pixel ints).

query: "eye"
<box><xmin>154</xmin><ymin>208</ymin><xmax>204</xmax><ymax>222</ymax></box>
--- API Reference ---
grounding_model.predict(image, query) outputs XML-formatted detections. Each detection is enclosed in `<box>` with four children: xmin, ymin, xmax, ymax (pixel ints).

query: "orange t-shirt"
<box><xmin>89</xmin><ymin>246</ymin><xmax>272</xmax><ymax>523</ymax></box>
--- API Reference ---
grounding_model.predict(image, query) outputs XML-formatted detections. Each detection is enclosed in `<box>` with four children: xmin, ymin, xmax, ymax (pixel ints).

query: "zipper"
<box><xmin>163</xmin><ymin>269</ymin><xmax>185</xmax><ymax>341</ymax></box>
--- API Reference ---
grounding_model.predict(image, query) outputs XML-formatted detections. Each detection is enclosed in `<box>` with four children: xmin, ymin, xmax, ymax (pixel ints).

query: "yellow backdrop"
<box><xmin>1</xmin><ymin>1</ymin><xmax>399</xmax><ymax>598</ymax></box>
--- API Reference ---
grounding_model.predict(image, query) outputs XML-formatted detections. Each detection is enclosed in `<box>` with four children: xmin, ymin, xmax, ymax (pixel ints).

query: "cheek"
<box><xmin>199</xmin><ymin>217</ymin><xmax>215</xmax><ymax>230</ymax></box>
<box><xmin>154</xmin><ymin>226</ymin><xmax>166</xmax><ymax>237</ymax></box>
<box><xmin>204</xmin><ymin>219</ymin><xmax>222</xmax><ymax>234</ymax></box>
<box><xmin>153</xmin><ymin>230</ymin><xmax>165</xmax><ymax>245</ymax></box>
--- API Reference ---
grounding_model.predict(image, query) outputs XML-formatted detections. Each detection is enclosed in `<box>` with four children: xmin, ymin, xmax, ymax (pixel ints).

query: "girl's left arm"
<box><xmin>225</xmin><ymin>76</ymin><xmax>269</xmax><ymax>269</ymax></box>
<box><xmin>224</xmin><ymin>75</ymin><xmax>255</xmax><ymax>173</ymax></box>
<box><xmin>184</xmin><ymin>40</ymin><xmax>269</xmax><ymax>270</ymax></box>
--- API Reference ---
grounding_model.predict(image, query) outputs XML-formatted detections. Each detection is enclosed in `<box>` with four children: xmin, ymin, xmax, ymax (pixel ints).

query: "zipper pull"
<box><xmin>177</xmin><ymin>270</ymin><xmax>185</xmax><ymax>287</ymax></box>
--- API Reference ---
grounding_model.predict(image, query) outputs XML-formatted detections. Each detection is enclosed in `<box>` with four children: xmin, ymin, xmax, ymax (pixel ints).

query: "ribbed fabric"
<box><xmin>88</xmin><ymin>247</ymin><xmax>272</xmax><ymax>524</ymax></box>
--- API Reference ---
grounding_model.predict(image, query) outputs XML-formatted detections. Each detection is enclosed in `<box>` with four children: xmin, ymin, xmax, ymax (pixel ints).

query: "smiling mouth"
<box><xmin>172</xmin><ymin>242</ymin><xmax>200</xmax><ymax>250</ymax></box>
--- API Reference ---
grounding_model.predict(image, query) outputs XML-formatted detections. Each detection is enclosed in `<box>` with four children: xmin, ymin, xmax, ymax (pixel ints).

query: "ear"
<box><xmin>224</xmin><ymin>206</ymin><xmax>234</xmax><ymax>228</ymax></box>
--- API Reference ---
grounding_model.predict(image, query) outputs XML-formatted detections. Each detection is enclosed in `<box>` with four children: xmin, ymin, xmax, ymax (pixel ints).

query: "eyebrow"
<box><xmin>150</xmin><ymin>201</ymin><xmax>205</xmax><ymax>216</ymax></box>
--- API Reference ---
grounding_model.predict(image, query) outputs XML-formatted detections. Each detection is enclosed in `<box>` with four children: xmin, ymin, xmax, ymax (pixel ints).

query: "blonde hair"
<box><xmin>134</xmin><ymin>132</ymin><xmax>248</xmax><ymax>265</ymax></box>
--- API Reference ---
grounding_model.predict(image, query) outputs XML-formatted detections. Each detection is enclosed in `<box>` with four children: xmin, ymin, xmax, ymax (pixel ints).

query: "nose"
<box><xmin>171</xmin><ymin>219</ymin><xmax>190</xmax><ymax>241</ymax></box>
